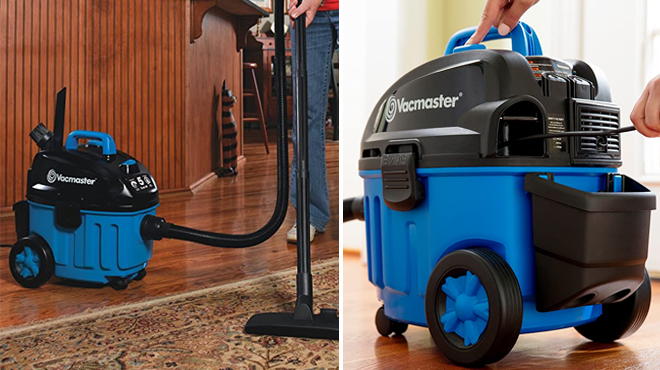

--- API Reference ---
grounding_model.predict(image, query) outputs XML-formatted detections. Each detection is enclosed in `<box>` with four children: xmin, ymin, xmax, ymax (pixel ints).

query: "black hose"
<box><xmin>498</xmin><ymin>126</ymin><xmax>636</xmax><ymax>149</ymax></box>
<box><xmin>343</xmin><ymin>197</ymin><xmax>364</xmax><ymax>222</ymax></box>
<box><xmin>141</xmin><ymin>0</ymin><xmax>288</xmax><ymax>247</ymax></box>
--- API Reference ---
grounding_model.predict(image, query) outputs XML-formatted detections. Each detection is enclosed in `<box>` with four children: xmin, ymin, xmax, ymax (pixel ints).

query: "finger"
<box><xmin>306</xmin><ymin>10</ymin><xmax>316</xmax><ymax>27</ymax></box>
<box><xmin>289</xmin><ymin>1</ymin><xmax>299</xmax><ymax>19</ymax></box>
<box><xmin>630</xmin><ymin>89</ymin><xmax>659</xmax><ymax>137</ymax></box>
<box><xmin>291</xmin><ymin>1</ymin><xmax>311</xmax><ymax>18</ymax></box>
<box><xmin>499</xmin><ymin>0</ymin><xmax>536</xmax><ymax>36</ymax></box>
<box><xmin>630</xmin><ymin>88</ymin><xmax>648</xmax><ymax>127</ymax></box>
<box><xmin>495</xmin><ymin>7</ymin><xmax>505</xmax><ymax>26</ymax></box>
<box><xmin>289</xmin><ymin>0</ymin><xmax>297</xmax><ymax>11</ymax></box>
<box><xmin>640</xmin><ymin>121</ymin><xmax>660</xmax><ymax>137</ymax></box>
<box><xmin>467</xmin><ymin>0</ymin><xmax>507</xmax><ymax>45</ymax></box>
<box><xmin>633</xmin><ymin>118</ymin><xmax>660</xmax><ymax>138</ymax></box>
<box><xmin>636</xmin><ymin>120</ymin><xmax>660</xmax><ymax>138</ymax></box>
<box><xmin>644</xmin><ymin>78</ymin><xmax>660</xmax><ymax>133</ymax></box>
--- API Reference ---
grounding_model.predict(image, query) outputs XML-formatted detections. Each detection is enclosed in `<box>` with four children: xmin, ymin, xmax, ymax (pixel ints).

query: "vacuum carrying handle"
<box><xmin>65</xmin><ymin>130</ymin><xmax>117</xmax><ymax>155</ymax></box>
<box><xmin>444</xmin><ymin>21</ymin><xmax>543</xmax><ymax>56</ymax></box>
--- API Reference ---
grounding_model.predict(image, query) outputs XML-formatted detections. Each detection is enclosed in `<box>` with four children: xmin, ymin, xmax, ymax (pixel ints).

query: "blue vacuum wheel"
<box><xmin>9</xmin><ymin>235</ymin><xmax>55</xmax><ymax>288</ymax></box>
<box><xmin>440</xmin><ymin>271</ymin><xmax>489</xmax><ymax>346</ymax></box>
<box><xmin>425</xmin><ymin>248</ymin><xmax>523</xmax><ymax>367</ymax></box>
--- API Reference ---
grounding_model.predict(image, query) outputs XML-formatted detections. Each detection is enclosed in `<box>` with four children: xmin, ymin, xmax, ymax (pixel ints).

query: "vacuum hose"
<box><xmin>141</xmin><ymin>0</ymin><xmax>288</xmax><ymax>247</ymax></box>
<box><xmin>343</xmin><ymin>197</ymin><xmax>364</xmax><ymax>222</ymax></box>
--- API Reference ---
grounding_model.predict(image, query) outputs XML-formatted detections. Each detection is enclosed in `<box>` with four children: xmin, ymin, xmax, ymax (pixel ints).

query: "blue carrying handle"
<box><xmin>444</xmin><ymin>21</ymin><xmax>543</xmax><ymax>56</ymax></box>
<box><xmin>65</xmin><ymin>130</ymin><xmax>117</xmax><ymax>155</ymax></box>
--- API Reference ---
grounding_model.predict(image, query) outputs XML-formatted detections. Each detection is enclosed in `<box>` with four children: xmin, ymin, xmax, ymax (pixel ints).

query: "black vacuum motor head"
<box><xmin>360</xmin><ymin>50</ymin><xmax>622</xmax><ymax>171</ymax></box>
<box><xmin>25</xmin><ymin>89</ymin><xmax>158</xmax><ymax>213</ymax></box>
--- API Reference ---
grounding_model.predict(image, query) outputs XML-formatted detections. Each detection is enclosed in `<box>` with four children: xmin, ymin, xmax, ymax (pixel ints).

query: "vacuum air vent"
<box><xmin>578</xmin><ymin>106</ymin><xmax>620</xmax><ymax>155</ymax></box>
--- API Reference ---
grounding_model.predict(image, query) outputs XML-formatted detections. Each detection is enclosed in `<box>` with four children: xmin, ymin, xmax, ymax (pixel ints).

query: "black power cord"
<box><xmin>498</xmin><ymin>126</ymin><xmax>636</xmax><ymax>149</ymax></box>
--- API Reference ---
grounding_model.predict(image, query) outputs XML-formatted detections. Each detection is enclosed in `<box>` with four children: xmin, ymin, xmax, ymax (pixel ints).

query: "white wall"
<box><xmin>575</xmin><ymin>0</ymin><xmax>660</xmax><ymax>274</ymax></box>
<box><xmin>341</xmin><ymin>0</ymin><xmax>431</xmax><ymax>252</ymax></box>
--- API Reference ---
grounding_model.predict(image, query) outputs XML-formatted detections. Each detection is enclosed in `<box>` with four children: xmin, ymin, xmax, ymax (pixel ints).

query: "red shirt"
<box><xmin>318</xmin><ymin>0</ymin><xmax>338</xmax><ymax>11</ymax></box>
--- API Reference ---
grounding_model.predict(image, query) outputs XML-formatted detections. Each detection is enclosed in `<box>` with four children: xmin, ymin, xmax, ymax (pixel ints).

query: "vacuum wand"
<box><xmin>244</xmin><ymin>0</ymin><xmax>338</xmax><ymax>340</ymax></box>
<box><xmin>293</xmin><ymin>9</ymin><xmax>314</xmax><ymax>307</ymax></box>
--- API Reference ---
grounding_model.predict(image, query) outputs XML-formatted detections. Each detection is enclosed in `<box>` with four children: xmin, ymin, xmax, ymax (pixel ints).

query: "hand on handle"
<box><xmin>289</xmin><ymin>0</ymin><xmax>323</xmax><ymax>28</ymax></box>
<box><xmin>467</xmin><ymin>0</ymin><xmax>540</xmax><ymax>45</ymax></box>
<box><xmin>631</xmin><ymin>75</ymin><xmax>660</xmax><ymax>138</ymax></box>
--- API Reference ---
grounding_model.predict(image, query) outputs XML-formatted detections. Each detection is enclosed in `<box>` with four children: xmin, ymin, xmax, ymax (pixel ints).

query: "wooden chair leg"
<box><xmin>251</xmin><ymin>69</ymin><xmax>270</xmax><ymax>154</ymax></box>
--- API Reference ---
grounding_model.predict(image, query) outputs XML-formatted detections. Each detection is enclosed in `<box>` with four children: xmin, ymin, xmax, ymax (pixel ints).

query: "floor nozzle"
<box><xmin>245</xmin><ymin>305</ymin><xmax>339</xmax><ymax>340</ymax></box>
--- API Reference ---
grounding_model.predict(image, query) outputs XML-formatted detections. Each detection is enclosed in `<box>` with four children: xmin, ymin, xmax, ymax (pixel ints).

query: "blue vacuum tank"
<box><xmin>356</xmin><ymin>22</ymin><xmax>656</xmax><ymax>366</ymax></box>
<box><xmin>11</xmin><ymin>88</ymin><xmax>158</xmax><ymax>290</ymax></box>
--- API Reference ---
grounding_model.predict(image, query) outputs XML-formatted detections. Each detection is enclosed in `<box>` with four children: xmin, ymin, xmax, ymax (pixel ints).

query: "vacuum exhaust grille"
<box><xmin>578</xmin><ymin>106</ymin><xmax>620</xmax><ymax>154</ymax></box>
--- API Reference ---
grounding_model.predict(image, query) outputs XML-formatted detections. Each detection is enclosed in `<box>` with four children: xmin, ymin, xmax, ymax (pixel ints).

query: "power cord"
<box><xmin>498</xmin><ymin>126</ymin><xmax>636</xmax><ymax>149</ymax></box>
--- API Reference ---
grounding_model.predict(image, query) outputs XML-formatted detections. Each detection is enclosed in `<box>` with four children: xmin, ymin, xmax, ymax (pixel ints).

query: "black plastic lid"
<box><xmin>359</xmin><ymin>50</ymin><xmax>622</xmax><ymax>171</ymax></box>
<box><xmin>26</xmin><ymin>145</ymin><xmax>159</xmax><ymax>212</ymax></box>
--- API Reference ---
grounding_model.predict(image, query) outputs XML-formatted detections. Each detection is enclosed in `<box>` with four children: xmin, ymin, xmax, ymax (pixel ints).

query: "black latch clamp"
<box><xmin>381</xmin><ymin>152</ymin><xmax>425</xmax><ymax>211</ymax></box>
<box><xmin>55</xmin><ymin>200</ymin><xmax>82</xmax><ymax>230</ymax></box>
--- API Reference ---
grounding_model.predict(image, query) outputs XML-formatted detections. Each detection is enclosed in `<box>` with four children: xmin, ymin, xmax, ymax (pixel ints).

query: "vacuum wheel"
<box><xmin>9</xmin><ymin>235</ymin><xmax>55</xmax><ymax>289</ymax></box>
<box><xmin>425</xmin><ymin>248</ymin><xmax>523</xmax><ymax>367</ymax></box>
<box><xmin>375</xmin><ymin>306</ymin><xmax>408</xmax><ymax>337</ymax></box>
<box><xmin>575</xmin><ymin>268</ymin><xmax>652</xmax><ymax>342</ymax></box>
<box><xmin>134</xmin><ymin>268</ymin><xmax>147</xmax><ymax>281</ymax></box>
<box><xmin>110</xmin><ymin>277</ymin><xmax>131</xmax><ymax>290</ymax></box>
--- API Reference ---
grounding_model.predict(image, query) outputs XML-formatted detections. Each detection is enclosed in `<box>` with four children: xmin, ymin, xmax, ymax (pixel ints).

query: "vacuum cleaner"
<box><xmin>9</xmin><ymin>0</ymin><xmax>338</xmax><ymax>340</ymax></box>
<box><xmin>344</xmin><ymin>22</ymin><xmax>655</xmax><ymax>366</ymax></box>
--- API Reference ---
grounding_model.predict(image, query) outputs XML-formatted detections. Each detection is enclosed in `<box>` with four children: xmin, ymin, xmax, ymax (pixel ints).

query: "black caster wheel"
<box><xmin>9</xmin><ymin>235</ymin><xmax>55</xmax><ymax>289</ymax></box>
<box><xmin>425</xmin><ymin>248</ymin><xmax>523</xmax><ymax>367</ymax></box>
<box><xmin>134</xmin><ymin>268</ymin><xmax>147</xmax><ymax>281</ymax></box>
<box><xmin>110</xmin><ymin>277</ymin><xmax>130</xmax><ymax>290</ymax></box>
<box><xmin>375</xmin><ymin>306</ymin><xmax>408</xmax><ymax>337</ymax></box>
<box><xmin>575</xmin><ymin>268</ymin><xmax>652</xmax><ymax>342</ymax></box>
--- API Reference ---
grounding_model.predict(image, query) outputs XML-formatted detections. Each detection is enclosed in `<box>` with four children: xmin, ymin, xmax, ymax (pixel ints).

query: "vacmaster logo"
<box><xmin>46</xmin><ymin>169</ymin><xmax>97</xmax><ymax>186</ymax></box>
<box><xmin>385</xmin><ymin>92</ymin><xmax>463</xmax><ymax>123</ymax></box>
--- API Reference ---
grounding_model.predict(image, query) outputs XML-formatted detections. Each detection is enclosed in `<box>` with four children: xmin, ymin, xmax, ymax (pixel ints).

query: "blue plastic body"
<box><xmin>445</xmin><ymin>21</ymin><xmax>543</xmax><ymax>56</ymax></box>
<box><xmin>359</xmin><ymin>166</ymin><xmax>615</xmax><ymax>334</ymax></box>
<box><xmin>28</xmin><ymin>201</ymin><xmax>156</xmax><ymax>284</ymax></box>
<box><xmin>65</xmin><ymin>130</ymin><xmax>117</xmax><ymax>155</ymax></box>
<box><xmin>441</xmin><ymin>271</ymin><xmax>489</xmax><ymax>345</ymax></box>
<box><xmin>15</xmin><ymin>247</ymin><xmax>41</xmax><ymax>278</ymax></box>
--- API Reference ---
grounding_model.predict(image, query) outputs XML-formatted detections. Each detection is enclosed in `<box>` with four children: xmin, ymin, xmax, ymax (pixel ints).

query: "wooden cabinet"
<box><xmin>244</xmin><ymin>34</ymin><xmax>294</xmax><ymax>124</ymax></box>
<box><xmin>0</xmin><ymin>0</ymin><xmax>266</xmax><ymax>209</ymax></box>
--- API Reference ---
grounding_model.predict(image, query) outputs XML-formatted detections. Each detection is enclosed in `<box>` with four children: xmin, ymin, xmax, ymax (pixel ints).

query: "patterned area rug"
<box><xmin>0</xmin><ymin>259</ymin><xmax>339</xmax><ymax>370</ymax></box>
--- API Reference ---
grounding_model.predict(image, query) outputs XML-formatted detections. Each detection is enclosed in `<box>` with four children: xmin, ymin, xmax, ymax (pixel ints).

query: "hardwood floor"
<box><xmin>343</xmin><ymin>252</ymin><xmax>660</xmax><ymax>370</ymax></box>
<box><xmin>0</xmin><ymin>138</ymin><xmax>338</xmax><ymax>328</ymax></box>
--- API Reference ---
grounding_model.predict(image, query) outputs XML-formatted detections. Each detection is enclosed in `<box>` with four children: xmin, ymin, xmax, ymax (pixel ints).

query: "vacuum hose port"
<box><xmin>343</xmin><ymin>197</ymin><xmax>365</xmax><ymax>222</ymax></box>
<box><xmin>30</xmin><ymin>123</ymin><xmax>55</xmax><ymax>150</ymax></box>
<box><xmin>141</xmin><ymin>215</ymin><xmax>171</xmax><ymax>241</ymax></box>
<box><xmin>497</xmin><ymin>100</ymin><xmax>545</xmax><ymax>157</ymax></box>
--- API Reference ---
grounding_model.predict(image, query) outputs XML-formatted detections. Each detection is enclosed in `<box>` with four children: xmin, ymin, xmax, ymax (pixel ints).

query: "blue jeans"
<box><xmin>290</xmin><ymin>10</ymin><xmax>338</xmax><ymax>232</ymax></box>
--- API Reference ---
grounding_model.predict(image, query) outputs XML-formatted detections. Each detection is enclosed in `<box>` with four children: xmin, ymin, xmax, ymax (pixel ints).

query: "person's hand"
<box><xmin>631</xmin><ymin>75</ymin><xmax>660</xmax><ymax>137</ymax></box>
<box><xmin>289</xmin><ymin>0</ymin><xmax>323</xmax><ymax>28</ymax></box>
<box><xmin>466</xmin><ymin>0</ymin><xmax>540</xmax><ymax>45</ymax></box>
